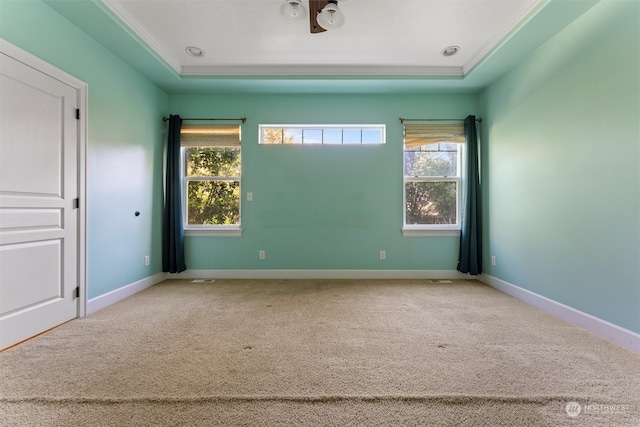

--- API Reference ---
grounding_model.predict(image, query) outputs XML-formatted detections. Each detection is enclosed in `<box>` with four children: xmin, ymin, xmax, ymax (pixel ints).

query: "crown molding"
<box><xmin>181</xmin><ymin>65</ymin><xmax>464</xmax><ymax>77</ymax></box>
<box><xmin>463</xmin><ymin>0</ymin><xmax>545</xmax><ymax>74</ymax></box>
<box><xmin>100</xmin><ymin>0</ymin><xmax>182</xmax><ymax>74</ymax></box>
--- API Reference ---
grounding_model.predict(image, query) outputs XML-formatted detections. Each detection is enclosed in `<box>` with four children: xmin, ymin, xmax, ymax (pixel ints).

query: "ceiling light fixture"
<box><xmin>185</xmin><ymin>46</ymin><xmax>205</xmax><ymax>57</ymax></box>
<box><xmin>441</xmin><ymin>46</ymin><xmax>460</xmax><ymax>57</ymax></box>
<box><xmin>282</xmin><ymin>0</ymin><xmax>346</xmax><ymax>34</ymax></box>
<box><xmin>316</xmin><ymin>0</ymin><xmax>345</xmax><ymax>30</ymax></box>
<box><xmin>280</xmin><ymin>0</ymin><xmax>306</xmax><ymax>21</ymax></box>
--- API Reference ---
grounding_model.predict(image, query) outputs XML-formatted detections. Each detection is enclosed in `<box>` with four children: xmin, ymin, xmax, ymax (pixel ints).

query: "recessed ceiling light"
<box><xmin>185</xmin><ymin>46</ymin><xmax>205</xmax><ymax>57</ymax></box>
<box><xmin>441</xmin><ymin>46</ymin><xmax>460</xmax><ymax>57</ymax></box>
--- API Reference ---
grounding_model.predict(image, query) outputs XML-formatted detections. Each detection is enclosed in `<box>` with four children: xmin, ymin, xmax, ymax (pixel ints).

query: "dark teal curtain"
<box><xmin>457</xmin><ymin>115</ymin><xmax>482</xmax><ymax>275</ymax></box>
<box><xmin>162</xmin><ymin>115</ymin><xmax>186</xmax><ymax>273</ymax></box>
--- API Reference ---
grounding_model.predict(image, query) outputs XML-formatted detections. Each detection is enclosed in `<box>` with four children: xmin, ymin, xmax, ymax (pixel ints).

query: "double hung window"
<box><xmin>403</xmin><ymin>124</ymin><xmax>465</xmax><ymax>235</ymax></box>
<box><xmin>181</xmin><ymin>124</ymin><xmax>241</xmax><ymax>235</ymax></box>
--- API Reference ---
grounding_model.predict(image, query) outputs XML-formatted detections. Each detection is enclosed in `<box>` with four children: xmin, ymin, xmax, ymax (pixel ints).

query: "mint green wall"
<box><xmin>170</xmin><ymin>93</ymin><xmax>476</xmax><ymax>271</ymax></box>
<box><xmin>0</xmin><ymin>0</ymin><xmax>169</xmax><ymax>298</ymax></box>
<box><xmin>6</xmin><ymin>0</ymin><xmax>634</xmax><ymax>336</ymax></box>
<box><xmin>479</xmin><ymin>0</ymin><xmax>640</xmax><ymax>333</ymax></box>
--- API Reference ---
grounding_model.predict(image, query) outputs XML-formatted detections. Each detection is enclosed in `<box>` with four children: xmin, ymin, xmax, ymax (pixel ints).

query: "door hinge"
<box><xmin>73</xmin><ymin>287</ymin><xmax>80</xmax><ymax>299</ymax></box>
<box><xmin>75</xmin><ymin>109</ymin><xmax>80</xmax><ymax>120</ymax></box>
<box><xmin>73</xmin><ymin>198</ymin><xmax>80</xmax><ymax>209</ymax></box>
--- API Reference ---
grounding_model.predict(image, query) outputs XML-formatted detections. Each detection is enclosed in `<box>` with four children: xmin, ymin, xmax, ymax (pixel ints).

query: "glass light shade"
<box><xmin>317</xmin><ymin>2</ymin><xmax>345</xmax><ymax>30</ymax></box>
<box><xmin>280</xmin><ymin>0</ymin><xmax>306</xmax><ymax>21</ymax></box>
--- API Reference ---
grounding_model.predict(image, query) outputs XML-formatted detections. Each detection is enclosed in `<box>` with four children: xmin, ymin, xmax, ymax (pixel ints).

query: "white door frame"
<box><xmin>1</xmin><ymin>38</ymin><xmax>87</xmax><ymax>318</ymax></box>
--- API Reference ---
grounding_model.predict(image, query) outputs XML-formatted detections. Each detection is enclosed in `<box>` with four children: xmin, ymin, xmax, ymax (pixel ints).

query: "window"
<box><xmin>181</xmin><ymin>124</ymin><xmax>241</xmax><ymax>236</ymax></box>
<box><xmin>403</xmin><ymin>124</ymin><xmax>465</xmax><ymax>236</ymax></box>
<box><xmin>260</xmin><ymin>125</ymin><xmax>385</xmax><ymax>145</ymax></box>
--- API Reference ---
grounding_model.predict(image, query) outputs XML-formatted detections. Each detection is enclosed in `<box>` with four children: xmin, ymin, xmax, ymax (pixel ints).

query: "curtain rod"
<box><xmin>399</xmin><ymin>117</ymin><xmax>482</xmax><ymax>124</ymax></box>
<box><xmin>163</xmin><ymin>117</ymin><xmax>246</xmax><ymax>123</ymax></box>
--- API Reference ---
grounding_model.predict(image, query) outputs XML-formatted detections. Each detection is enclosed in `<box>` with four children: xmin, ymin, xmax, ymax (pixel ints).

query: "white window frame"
<box><xmin>402</xmin><ymin>141</ymin><xmax>466</xmax><ymax>237</ymax></box>
<box><xmin>259</xmin><ymin>124</ymin><xmax>386</xmax><ymax>145</ymax></box>
<box><xmin>181</xmin><ymin>128</ymin><xmax>242</xmax><ymax>237</ymax></box>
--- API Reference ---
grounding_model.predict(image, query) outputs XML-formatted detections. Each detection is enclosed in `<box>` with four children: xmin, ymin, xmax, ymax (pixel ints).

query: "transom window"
<box><xmin>403</xmin><ymin>124</ymin><xmax>465</xmax><ymax>232</ymax></box>
<box><xmin>181</xmin><ymin>124</ymin><xmax>241</xmax><ymax>230</ymax></box>
<box><xmin>260</xmin><ymin>125</ymin><xmax>385</xmax><ymax>145</ymax></box>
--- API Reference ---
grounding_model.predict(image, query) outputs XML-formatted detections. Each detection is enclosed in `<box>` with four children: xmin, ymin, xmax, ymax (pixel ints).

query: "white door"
<box><xmin>0</xmin><ymin>48</ymin><xmax>80</xmax><ymax>349</ymax></box>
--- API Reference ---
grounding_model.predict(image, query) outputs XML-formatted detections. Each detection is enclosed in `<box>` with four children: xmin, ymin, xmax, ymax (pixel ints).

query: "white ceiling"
<box><xmin>44</xmin><ymin>0</ymin><xmax>600</xmax><ymax>93</ymax></box>
<box><xmin>102</xmin><ymin>0</ymin><xmax>542</xmax><ymax>77</ymax></box>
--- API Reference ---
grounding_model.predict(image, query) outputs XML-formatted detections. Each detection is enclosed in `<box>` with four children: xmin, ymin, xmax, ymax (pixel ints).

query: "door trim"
<box><xmin>1</xmin><ymin>38</ymin><xmax>87</xmax><ymax>318</ymax></box>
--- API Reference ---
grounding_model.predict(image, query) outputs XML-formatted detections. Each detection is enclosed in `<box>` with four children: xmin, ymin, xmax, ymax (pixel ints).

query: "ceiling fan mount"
<box><xmin>281</xmin><ymin>0</ymin><xmax>345</xmax><ymax>34</ymax></box>
<box><xmin>309</xmin><ymin>0</ymin><xmax>330</xmax><ymax>34</ymax></box>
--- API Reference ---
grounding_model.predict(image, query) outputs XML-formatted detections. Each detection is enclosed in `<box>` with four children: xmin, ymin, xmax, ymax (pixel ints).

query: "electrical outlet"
<box><xmin>491</xmin><ymin>256</ymin><xmax>496</xmax><ymax>266</ymax></box>
<box><xmin>259</xmin><ymin>250</ymin><xmax>266</xmax><ymax>260</ymax></box>
<box><xmin>247</xmin><ymin>192</ymin><xmax>253</xmax><ymax>201</ymax></box>
<box><xmin>144</xmin><ymin>255</ymin><xmax>150</xmax><ymax>266</ymax></box>
<box><xmin>380</xmin><ymin>250</ymin><xmax>386</xmax><ymax>260</ymax></box>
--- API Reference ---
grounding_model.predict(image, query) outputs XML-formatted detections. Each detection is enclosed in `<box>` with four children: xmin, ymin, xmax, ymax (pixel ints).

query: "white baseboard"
<box><xmin>479</xmin><ymin>274</ymin><xmax>640</xmax><ymax>353</ymax></box>
<box><xmin>167</xmin><ymin>269</ymin><xmax>473</xmax><ymax>280</ymax></box>
<box><xmin>86</xmin><ymin>272</ymin><xmax>166</xmax><ymax>315</ymax></box>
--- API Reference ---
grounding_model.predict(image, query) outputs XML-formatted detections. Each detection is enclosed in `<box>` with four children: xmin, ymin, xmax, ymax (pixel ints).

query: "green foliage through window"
<box><xmin>187</xmin><ymin>180</ymin><xmax>239</xmax><ymax>225</ymax></box>
<box><xmin>184</xmin><ymin>147</ymin><xmax>240</xmax><ymax>226</ymax></box>
<box><xmin>404</xmin><ymin>142</ymin><xmax>461</xmax><ymax>226</ymax></box>
<box><xmin>405</xmin><ymin>181</ymin><xmax>457</xmax><ymax>225</ymax></box>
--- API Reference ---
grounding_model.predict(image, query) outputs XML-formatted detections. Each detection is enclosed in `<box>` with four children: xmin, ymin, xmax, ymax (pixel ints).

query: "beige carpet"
<box><xmin>1</xmin><ymin>279</ymin><xmax>638</xmax><ymax>426</ymax></box>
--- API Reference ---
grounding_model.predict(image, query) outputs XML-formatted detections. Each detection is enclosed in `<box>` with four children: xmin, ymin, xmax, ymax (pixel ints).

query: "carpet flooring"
<box><xmin>1</xmin><ymin>279</ymin><xmax>638</xmax><ymax>426</ymax></box>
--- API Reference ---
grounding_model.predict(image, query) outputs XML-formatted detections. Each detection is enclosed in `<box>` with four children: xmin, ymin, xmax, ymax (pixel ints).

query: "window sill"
<box><xmin>185</xmin><ymin>228</ymin><xmax>242</xmax><ymax>237</ymax></box>
<box><xmin>402</xmin><ymin>228</ymin><xmax>461</xmax><ymax>237</ymax></box>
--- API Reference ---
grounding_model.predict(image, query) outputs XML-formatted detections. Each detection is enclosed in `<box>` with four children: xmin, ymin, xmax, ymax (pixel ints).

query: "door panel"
<box><xmin>0</xmin><ymin>240</ymin><xmax>62</xmax><ymax>315</ymax></box>
<box><xmin>0</xmin><ymin>69</ymin><xmax>64</xmax><ymax>196</ymax></box>
<box><xmin>0</xmin><ymin>51</ymin><xmax>79</xmax><ymax>349</ymax></box>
